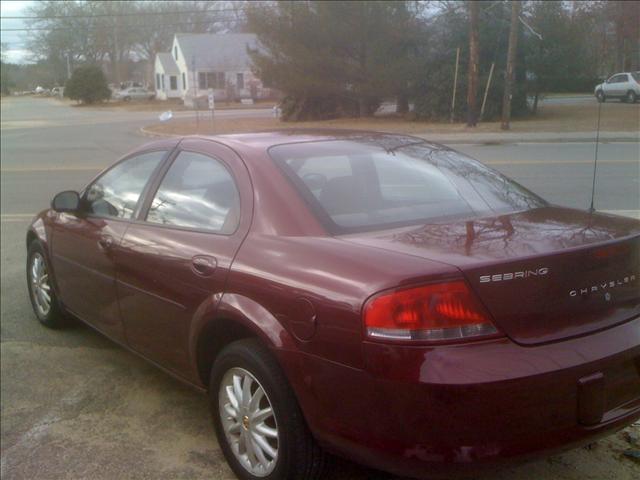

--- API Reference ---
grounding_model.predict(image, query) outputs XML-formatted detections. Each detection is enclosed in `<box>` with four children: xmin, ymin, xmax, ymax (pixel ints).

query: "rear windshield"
<box><xmin>270</xmin><ymin>138</ymin><xmax>546</xmax><ymax>233</ymax></box>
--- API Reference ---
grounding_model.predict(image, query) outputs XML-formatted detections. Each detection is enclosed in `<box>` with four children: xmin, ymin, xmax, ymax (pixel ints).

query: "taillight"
<box><xmin>363</xmin><ymin>280</ymin><xmax>499</xmax><ymax>342</ymax></box>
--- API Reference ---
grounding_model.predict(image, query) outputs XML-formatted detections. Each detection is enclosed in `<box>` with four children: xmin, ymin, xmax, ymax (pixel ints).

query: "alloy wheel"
<box><xmin>30</xmin><ymin>253</ymin><xmax>51</xmax><ymax>317</ymax></box>
<box><xmin>219</xmin><ymin>367</ymin><xmax>279</xmax><ymax>477</ymax></box>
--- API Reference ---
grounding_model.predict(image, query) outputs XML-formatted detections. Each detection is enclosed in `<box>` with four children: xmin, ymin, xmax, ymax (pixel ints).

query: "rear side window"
<box><xmin>146</xmin><ymin>151</ymin><xmax>240</xmax><ymax>233</ymax></box>
<box><xmin>270</xmin><ymin>139</ymin><xmax>545</xmax><ymax>233</ymax></box>
<box><xmin>84</xmin><ymin>151</ymin><xmax>165</xmax><ymax>219</ymax></box>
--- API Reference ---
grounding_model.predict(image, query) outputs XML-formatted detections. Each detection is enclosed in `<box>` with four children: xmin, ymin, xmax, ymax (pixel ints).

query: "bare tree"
<box><xmin>501</xmin><ymin>0</ymin><xmax>520</xmax><ymax>131</ymax></box>
<box><xmin>466</xmin><ymin>0</ymin><xmax>479</xmax><ymax>127</ymax></box>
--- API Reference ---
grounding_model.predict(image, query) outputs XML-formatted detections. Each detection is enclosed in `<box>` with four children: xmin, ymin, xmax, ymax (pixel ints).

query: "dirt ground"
<box><xmin>145</xmin><ymin>101</ymin><xmax>640</xmax><ymax>137</ymax></box>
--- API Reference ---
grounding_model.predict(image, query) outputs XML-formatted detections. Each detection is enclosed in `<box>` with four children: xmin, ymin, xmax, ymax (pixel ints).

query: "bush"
<box><xmin>64</xmin><ymin>65</ymin><xmax>111</xmax><ymax>104</ymax></box>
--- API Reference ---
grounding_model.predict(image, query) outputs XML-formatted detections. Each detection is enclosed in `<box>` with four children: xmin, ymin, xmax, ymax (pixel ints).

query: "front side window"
<box><xmin>146</xmin><ymin>151</ymin><xmax>240</xmax><ymax>233</ymax></box>
<box><xmin>270</xmin><ymin>139</ymin><xmax>546</xmax><ymax>233</ymax></box>
<box><xmin>84</xmin><ymin>151</ymin><xmax>166</xmax><ymax>219</ymax></box>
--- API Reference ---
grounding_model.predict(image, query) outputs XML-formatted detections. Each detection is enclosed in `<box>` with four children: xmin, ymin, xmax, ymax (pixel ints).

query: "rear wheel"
<box><xmin>123</xmin><ymin>96</ymin><xmax>131</xmax><ymax>102</ymax></box>
<box><xmin>210</xmin><ymin>339</ymin><xmax>326</xmax><ymax>480</ymax></box>
<box><xmin>27</xmin><ymin>241</ymin><xmax>67</xmax><ymax>328</ymax></box>
<box><xmin>626</xmin><ymin>91</ymin><xmax>637</xmax><ymax>103</ymax></box>
<box><xmin>596</xmin><ymin>90</ymin><xmax>605</xmax><ymax>103</ymax></box>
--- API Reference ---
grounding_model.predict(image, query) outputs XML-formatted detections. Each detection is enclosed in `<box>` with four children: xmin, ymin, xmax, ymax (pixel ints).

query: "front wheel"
<box><xmin>626</xmin><ymin>91</ymin><xmax>637</xmax><ymax>103</ymax></box>
<box><xmin>27</xmin><ymin>241</ymin><xmax>68</xmax><ymax>328</ymax></box>
<box><xmin>596</xmin><ymin>90</ymin><xmax>606</xmax><ymax>103</ymax></box>
<box><xmin>210</xmin><ymin>339</ymin><xmax>326</xmax><ymax>480</ymax></box>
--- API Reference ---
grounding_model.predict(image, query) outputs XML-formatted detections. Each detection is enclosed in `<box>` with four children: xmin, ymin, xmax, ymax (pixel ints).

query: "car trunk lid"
<box><xmin>343</xmin><ymin>207</ymin><xmax>640</xmax><ymax>345</ymax></box>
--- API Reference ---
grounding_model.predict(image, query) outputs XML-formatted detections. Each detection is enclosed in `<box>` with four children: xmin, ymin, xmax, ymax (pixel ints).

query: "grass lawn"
<box><xmin>146</xmin><ymin>101</ymin><xmax>639</xmax><ymax>137</ymax></box>
<box><xmin>80</xmin><ymin>98</ymin><xmax>277</xmax><ymax>112</ymax></box>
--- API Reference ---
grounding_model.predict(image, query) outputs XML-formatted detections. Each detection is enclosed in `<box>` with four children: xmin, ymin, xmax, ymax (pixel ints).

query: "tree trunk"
<box><xmin>358</xmin><ymin>97</ymin><xmax>368</xmax><ymax>117</ymax></box>
<box><xmin>501</xmin><ymin>1</ymin><xmax>520</xmax><ymax>131</ymax></box>
<box><xmin>396</xmin><ymin>94</ymin><xmax>409</xmax><ymax>114</ymax></box>
<box><xmin>466</xmin><ymin>1</ymin><xmax>479</xmax><ymax>127</ymax></box>
<box><xmin>615</xmin><ymin>1</ymin><xmax>625</xmax><ymax>72</ymax></box>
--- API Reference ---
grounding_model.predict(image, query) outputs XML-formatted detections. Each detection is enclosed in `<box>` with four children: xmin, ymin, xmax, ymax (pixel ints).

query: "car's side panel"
<box><xmin>115</xmin><ymin>139</ymin><xmax>254</xmax><ymax>382</ymax></box>
<box><xmin>27</xmin><ymin>212</ymin><xmax>62</xmax><ymax>299</ymax></box>
<box><xmin>50</xmin><ymin>215</ymin><xmax>130</xmax><ymax>341</ymax></box>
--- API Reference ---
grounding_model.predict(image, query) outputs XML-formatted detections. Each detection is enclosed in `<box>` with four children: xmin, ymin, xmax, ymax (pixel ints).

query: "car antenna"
<box><xmin>588</xmin><ymin>98</ymin><xmax>603</xmax><ymax>214</ymax></box>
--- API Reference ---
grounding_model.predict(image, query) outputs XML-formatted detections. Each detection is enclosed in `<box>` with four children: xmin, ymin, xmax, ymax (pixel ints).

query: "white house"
<box><xmin>154</xmin><ymin>33</ymin><xmax>272</xmax><ymax>103</ymax></box>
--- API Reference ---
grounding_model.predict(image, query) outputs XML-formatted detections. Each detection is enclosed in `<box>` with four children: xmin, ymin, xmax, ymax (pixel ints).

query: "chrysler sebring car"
<box><xmin>26</xmin><ymin>131</ymin><xmax>640</xmax><ymax>479</ymax></box>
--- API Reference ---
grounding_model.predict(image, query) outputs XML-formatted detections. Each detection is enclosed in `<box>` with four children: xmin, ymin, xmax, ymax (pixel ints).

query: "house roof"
<box><xmin>156</xmin><ymin>52</ymin><xmax>179</xmax><ymax>75</ymax></box>
<box><xmin>175</xmin><ymin>33</ymin><xmax>257</xmax><ymax>71</ymax></box>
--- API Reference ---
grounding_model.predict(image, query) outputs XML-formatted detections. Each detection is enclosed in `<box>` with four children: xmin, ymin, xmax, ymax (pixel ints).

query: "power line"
<box><xmin>0</xmin><ymin>5</ymin><xmax>267</xmax><ymax>20</ymax></box>
<box><xmin>1</xmin><ymin>18</ymin><xmax>249</xmax><ymax>32</ymax></box>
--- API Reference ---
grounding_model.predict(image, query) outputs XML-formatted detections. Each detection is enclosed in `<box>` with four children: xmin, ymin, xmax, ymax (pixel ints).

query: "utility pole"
<box><xmin>192</xmin><ymin>56</ymin><xmax>199</xmax><ymax>132</ymax></box>
<box><xmin>450</xmin><ymin>47</ymin><xmax>460</xmax><ymax>123</ymax></box>
<box><xmin>480</xmin><ymin>62</ymin><xmax>495</xmax><ymax>120</ymax></box>
<box><xmin>466</xmin><ymin>0</ymin><xmax>479</xmax><ymax>127</ymax></box>
<box><xmin>501</xmin><ymin>1</ymin><xmax>520</xmax><ymax>131</ymax></box>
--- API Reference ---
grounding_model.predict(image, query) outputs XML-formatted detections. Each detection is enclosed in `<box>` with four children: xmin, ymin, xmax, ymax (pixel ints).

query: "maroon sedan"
<box><xmin>26</xmin><ymin>131</ymin><xmax>640</xmax><ymax>479</ymax></box>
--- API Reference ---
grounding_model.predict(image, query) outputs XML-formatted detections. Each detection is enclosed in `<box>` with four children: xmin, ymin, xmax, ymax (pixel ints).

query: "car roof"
<box><xmin>180</xmin><ymin>130</ymin><xmax>439</xmax><ymax>154</ymax></box>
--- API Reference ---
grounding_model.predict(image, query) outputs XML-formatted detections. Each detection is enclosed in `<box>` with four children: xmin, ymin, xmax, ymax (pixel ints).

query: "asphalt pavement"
<box><xmin>1</xmin><ymin>96</ymin><xmax>639</xmax><ymax>480</ymax></box>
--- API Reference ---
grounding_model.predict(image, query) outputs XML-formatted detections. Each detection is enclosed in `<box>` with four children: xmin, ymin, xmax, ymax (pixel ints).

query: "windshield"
<box><xmin>270</xmin><ymin>138</ymin><xmax>546</xmax><ymax>233</ymax></box>
<box><xmin>632</xmin><ymin>72</ymin><xmax>640</xmax><ymax>82</ymax></box>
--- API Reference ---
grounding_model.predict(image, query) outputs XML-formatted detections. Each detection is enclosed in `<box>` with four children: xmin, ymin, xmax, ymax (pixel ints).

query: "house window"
<box><xmin>161</xmin><ymin>75</ymin><xmax>165</xmax><ymax>90</ymax></box>
<box><xmin>198</xmin><ymin>71</ymin><xmax>226</xmax><ymax>89</ymax></box>
<box><xmin>182</xmin><ymin>72</ymin><xmax>186</xmax><ymax>90</ymax></box>
<box><xmin>236</xmin><ymin>73</ymin><xmax>244</xmax><ymax>90</ymax></box>
<box><xmin>170</xmin><ymin>75</ymin><xmax>177</xmax><ymax>90</ymax></box>
<box><xmin>174</xmin><ymin>46</ymin><xmax>178</xmax><ymax>61</ymax></box>
<box><xmin>155</xmin><ymin>73</ymin><xmax>160</xmax><ymax>89</ymax></box>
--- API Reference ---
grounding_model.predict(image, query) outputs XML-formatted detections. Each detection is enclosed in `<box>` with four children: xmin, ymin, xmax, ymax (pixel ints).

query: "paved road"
<box><xmin>2</xmin><ymin>96</ymin><xmax>639</xmax><ymax>480</ymax></box>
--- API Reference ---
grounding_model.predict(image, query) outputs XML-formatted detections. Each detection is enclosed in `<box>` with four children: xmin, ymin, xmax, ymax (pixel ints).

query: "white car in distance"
<box><xmin>113</xmin><ymin>87</ymin><xmax>155</xmax><ymax>102</ymax></box>
<box><xmin>594</xmin><ymin>72</ymin><xmax>640</xmax><ymax>103</ymax></box>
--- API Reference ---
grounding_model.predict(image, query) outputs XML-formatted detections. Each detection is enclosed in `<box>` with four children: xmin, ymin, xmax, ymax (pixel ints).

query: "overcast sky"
<box><xmin>1</xmin><ymin>0</ymin><xmax>33</xmax><ymax>63</ymax></box>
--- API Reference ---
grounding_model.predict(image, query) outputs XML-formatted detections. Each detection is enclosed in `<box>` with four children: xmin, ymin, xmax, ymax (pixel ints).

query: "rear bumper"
<box><xmin>279</xmin><ymin>317</ymin><xmax>640</xmax><ymax>478</ymax></box>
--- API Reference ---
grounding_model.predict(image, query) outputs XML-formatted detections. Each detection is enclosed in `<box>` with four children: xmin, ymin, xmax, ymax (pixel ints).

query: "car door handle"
<box><xmin>98</xmin><ymin>235</ymin><xmax>114</xmax><ymax>250</ymax></box>
<box><xmin>191</xmin><ymin>255</ymin><xmax>217</xmax><ymax>277</ymax></box>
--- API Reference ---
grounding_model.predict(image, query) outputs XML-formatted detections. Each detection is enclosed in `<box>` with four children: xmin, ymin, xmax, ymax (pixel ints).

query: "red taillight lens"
<box><xmin>364</xmin><ymin>280</ymin><xmax>499</xmax><ymax>342</ymax></box>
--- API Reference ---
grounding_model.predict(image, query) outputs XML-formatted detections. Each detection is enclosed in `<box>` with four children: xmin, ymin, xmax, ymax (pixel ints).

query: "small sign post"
<box><xmin>208</xmin><ymin>89</ymin><xmax>215</xmax><ymax>132</ymax></box>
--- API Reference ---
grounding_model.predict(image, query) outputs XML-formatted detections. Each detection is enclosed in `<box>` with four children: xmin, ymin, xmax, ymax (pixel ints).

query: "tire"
<box><xmin>123</xmin><ymin>96</ymin><xmax>131</xmax><ymax>102</ymax></box>
<box><xmin>27</xmin><ymin>241</ymin><xmax>68</xmax><ymax>328</ymax></box>
<box><xmin>210</xmin><ymin>339</ymin><xmax>326</xmax><ymax>480</ymax></box>
<box><xmin>596</xmin><ymin>90</ymin><xmax>605</xmax><ymax>103</ymax></box>
<box><xmin>626</xmin><ymin>91</ymin><xmax>637</xmax><ymax>104</ymax></box>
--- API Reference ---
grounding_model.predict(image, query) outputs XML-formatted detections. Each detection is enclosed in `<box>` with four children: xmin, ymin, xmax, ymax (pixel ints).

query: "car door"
<box><xmin>603</xmin><ymin>75</ymin><xmax>617</xmax><ymax>96</ymax></box>
<box><xmin>115</xmin><ymin>139</ymin><xmax>253</xmax><ymax>381</ymax></box>
<box><xmin>50</xmin><ymin>150</ymin><xmax>168</xmax><ymax>342</ymax></box>
<box><xmin>609</xmin><ymin>74</ymin><xmax>627</xmax><ymax>96</ymax></box>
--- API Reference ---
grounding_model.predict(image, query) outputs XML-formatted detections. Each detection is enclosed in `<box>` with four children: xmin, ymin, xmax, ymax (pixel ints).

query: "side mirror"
<box><xmin>51</xmin><ymin>190</ymin><xmax>80</xmax><ymax>213</ymax></box>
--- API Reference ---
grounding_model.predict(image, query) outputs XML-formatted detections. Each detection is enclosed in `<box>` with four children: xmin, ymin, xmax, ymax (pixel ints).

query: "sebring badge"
<box><xmin>479</xmin><ymin>267</ymin><xmax>549</xmax><ymax>283</ymax></box>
